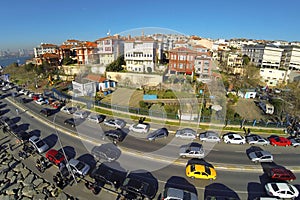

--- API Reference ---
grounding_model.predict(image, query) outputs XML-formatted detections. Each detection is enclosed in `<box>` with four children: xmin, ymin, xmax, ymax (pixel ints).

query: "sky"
<box><xmin>0</xmin><ymin>0</ymin><xmax>299</xmax><ymax>51</ymax></box>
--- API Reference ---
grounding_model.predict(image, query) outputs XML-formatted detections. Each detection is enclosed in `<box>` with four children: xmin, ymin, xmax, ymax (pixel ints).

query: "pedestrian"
<box><xmin>243</xmin><ymin>127</ymin><xmax>247</xmax><ymax>135</ymax></box>
<box><xmin>247</xmin><ymin>128</ymin><xmax>251</xmax><ymax>135</ymax></box>
<box><xmin>15</xmin><ymin>108</ymin><xmax>19</xmax><ymax>115</ymax></box>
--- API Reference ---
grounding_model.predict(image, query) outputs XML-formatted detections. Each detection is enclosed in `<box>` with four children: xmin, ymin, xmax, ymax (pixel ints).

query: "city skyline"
<box><xmin>1</xmin><ymin>0</ymin><xmax>299</xmax><ymax>51</ymax></box>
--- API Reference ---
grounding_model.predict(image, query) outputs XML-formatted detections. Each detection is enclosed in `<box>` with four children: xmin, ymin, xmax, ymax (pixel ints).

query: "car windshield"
<box><xmin>76</xmin><ymin>162</ymin><xmax>85</xmax><ymax>170</ymax></box>
<box><xmin>36</xmin><ymin>140</ymin><xmax>45</xmax><ymax>148</ymax></box>
<box><xmin>255</xmin><ymin>151</ymin><xmax>263</xmax><ymax>157</ymax></box>
<box><xmin>55</xmin><ymin>152</ymin><xmax>64</xmax><ymax>160</ymax></box>
<box><xmin>204</xmin><ymin>166</ymin><xmax>211</xmax><ymax>175</ymax></box>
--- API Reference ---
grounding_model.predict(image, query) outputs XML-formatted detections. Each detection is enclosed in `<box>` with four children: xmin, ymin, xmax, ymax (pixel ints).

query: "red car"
<box><xmin>268</xmin><ymin>167</ymin><xmax>296</xmax><ymax>181</ymax></box>
<box><xmin>46</xmin><ymin>149</ymin><xmax>65</xmax><ymax>165</ymax></box>
<box><xmin>268</xmin><ymin>136</ymin><xmax>291</xmax><ymax>146</ymax></box>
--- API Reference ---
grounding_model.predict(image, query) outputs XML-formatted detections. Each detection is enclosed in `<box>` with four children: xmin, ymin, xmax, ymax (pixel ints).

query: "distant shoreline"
<box><xmin>0</xmin><ymin>56</ymin><xmax>33</xmax><ymax>67</ymax></box>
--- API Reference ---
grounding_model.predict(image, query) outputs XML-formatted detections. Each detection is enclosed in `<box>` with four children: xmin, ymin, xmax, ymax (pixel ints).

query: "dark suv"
<box><xmin>267</xmin><ymin>167</ymin><xmax>296</xmax><ymax>181</ymax></box>
<box><xmin>40</xmin><ymin>108</ymin><xmax>52</xmax><ymax>117</ymax></box>
<box><xmin>104</xmin><ymin>129</ymin><xmax>126</xmax><ymax>143</ymax></box>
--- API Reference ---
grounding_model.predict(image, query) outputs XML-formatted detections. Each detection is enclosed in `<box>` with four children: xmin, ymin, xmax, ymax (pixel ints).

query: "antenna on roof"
<box><xmin>107</xmin><ymin>29</ymin><xmax>111</xmax><ymax>36</ymax></box>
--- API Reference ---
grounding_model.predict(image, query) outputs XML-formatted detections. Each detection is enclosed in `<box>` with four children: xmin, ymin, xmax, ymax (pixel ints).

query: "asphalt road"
<box><xmin>2</xmin><ymin>93</ymin><xmax>300</xmax><ymax>200</ymax></box>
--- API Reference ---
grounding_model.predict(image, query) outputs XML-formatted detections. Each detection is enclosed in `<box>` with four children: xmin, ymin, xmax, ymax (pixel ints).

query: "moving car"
<box><xmin>103</xmin><ymin>118</ymin><xmax>126</xmax><ymax>129</ymax></box>
<box><xmin>46</xmin><ymin>149</ymin><xmax>65</xmax><ymax>166</ymax></box>
<box><xmin>147</xmin><ymin>128</ymin><xmax>169</xmax><ymax>141</ymax></box>
<box><xmin>223</xmin><ymin>133</ymin><xmax>246</xmax><ymax>144</ymax></box>
<box><xmin>67</xmin><ymin>158</ymin><xmax>90</xmax><ymax>177</ymax></box>
<box><xmin>64</xmin><ymin>118</ymin><xmax>77</xmax><ymax>127</ymax></box>
<box><xmin>162</xmin><ymin>187</ymin><xmax>198</xmax><ymax>200</ymax></box>
<box><xmin>199</xmin><ymin>131</ymin><xmax>220</xmax><ymax>143</ymax></box>
<box><xmin>61</xmin><ymin>106</ymin><xmax>77</xmax><ymax>114</ymax></box>
<box><xmin>265</xmin><ymin>182</ymin><xmax>299</xmax><ymax>199</ymax></box>
<box><xmin>29</xmin><ymin>135</ymin><xmax>49</xmax><ymax>154</ymax></box>
<box><xmin>175</xmin><ymin>128</ymin><xmax>197</xmax><ymax>140</ymax></box>
<box><xmin>186</xmin><ymin>163</ymin><xmax>217</xmax><ymax>180</ymax></box>
<box><xmin>246</xmin><ymin>134</ymin><xmax>270</xmax><ymax>146</ymax></box>
<box><xmin>91</xmin><ymin>145</ymin><xmax>120</xmax><ymax>162</ymax></box>
<box><xmin>35</xmin><ymin>98</ymin><xmax>46</xmax><ymax>105</ymax></box>
<box><xmin>268</xmin><ymin>136</ymin><xmax>291</xmax><ymax>147</ymax></box>
<box><xmin>267</xmin><ymin>167</ymin><xmax>296</xmax><ymax>181</ymax></box>
<box><xmin>87</xmin><ymin>114</ymin><xmax>106</xmax><ymax>123</ymax></box>
<box><xmin>104</xmin><ymin>129</ymin><xmax>126</xmax><ymax>143</ymax></box>
<box><xmin>248</xmin><ymin>150</ymin><xmax>273</xmax><ymax>163</ymax></box>
<box><xmin>179</xmin><ymin>142</ymin><xmax>204</xmax><ymax>158</ymax></box>
<box><xmin>129</xmin><ymin>123</ymin><xmax>150</xmax><ymax>133</ymax></box>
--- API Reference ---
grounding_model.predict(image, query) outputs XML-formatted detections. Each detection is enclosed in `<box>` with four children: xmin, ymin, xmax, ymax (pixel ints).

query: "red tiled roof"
<box><xmin>169</xmin><ymin>47</ymin><xmax>196</xmax><ymax>53</ymax></box>
<box><xmin>41</xmin><ymin>43</ymin><xmax>57</xmax><ymax>48</ymax></box>
<box><xmin>84</xmin><ymin>74</ymin><xmax>106</xmax><ymax>82</ymax></box>
<box><xmin>42</xmin><ymin>53</ymin><xmax>59</xmax><ymax>58</ymax></box>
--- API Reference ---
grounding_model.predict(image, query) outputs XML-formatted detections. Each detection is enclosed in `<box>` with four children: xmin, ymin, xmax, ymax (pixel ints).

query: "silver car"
<box><xmin>246</xmin><ymin>135</ymin><xmax>270</xmax><ymax>146</ymax></box>
<box><xmin>248</xmin><ymin>150</ymin><xmax>273</xmax><ymax>163</ymax></box>
<box><xmin>103</xmin><ymin>119</ymin><xmax>126</xmax><ymax>129</ymax></box>
<box><xmin>179</xmin><ymin>142</ymin><xmax>204</xmax><ymax>158</ymax></box>
<box><xmin>199</xmin><ymin>131</ymin><xmax>220</xmax><ymax>143</ymax></box>
<box><xmin>175</xmin><ymin>128</ymin><xmax>197</xmax><ymax>140</ymax></box>
<box><xmin>29</xmin><ymin>135</ymin><xmax>49</xmax><ymax>154</ymax></box>
<box><xmin>288</xmin><ymin>137</ymin><xmax>300</xmax><ymax>147</ymax></box>
<box><xmin>67</xmin><ymin>158</ymin><xmax>90</xmax><ymax>177</ymax></box>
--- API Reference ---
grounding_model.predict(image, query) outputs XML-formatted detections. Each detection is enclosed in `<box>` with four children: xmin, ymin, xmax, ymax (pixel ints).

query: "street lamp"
<box><xmin>53</xmin><ymin>114</ymin><xmax>77</xmax><ymax>185</ymax></box>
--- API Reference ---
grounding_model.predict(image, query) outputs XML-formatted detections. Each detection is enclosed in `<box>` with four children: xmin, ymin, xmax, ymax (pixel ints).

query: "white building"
<box><xmin>124</xmin><ymin>37</ymin><xmax>158</xmax><ymax>73</ymax></box>
<box><xmin>96</xmin><ymin>35</ymin><xmax>124</xmax><ymax>66</ymax></box>
<box><xmin>34</xmin><ymin>43</ymin><xmax>58</xmax><ymax>58</ymax></box>
<box><xmin>259</xmin><ymin>68</ymin><xmax>287</xmax><ymax>86</ymax></box>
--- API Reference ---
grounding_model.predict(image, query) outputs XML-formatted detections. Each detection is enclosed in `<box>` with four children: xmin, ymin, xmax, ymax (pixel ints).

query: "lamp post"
<box><xmin>53</xmin><ymin>114</ymin><xmax>77</xmax><ymax>185</ymax></box>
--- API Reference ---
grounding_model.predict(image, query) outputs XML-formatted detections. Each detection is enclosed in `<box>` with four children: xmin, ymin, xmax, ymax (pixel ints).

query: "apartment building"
<box><xmin>96</xmin><ymin>35</ymin><xmax>124</xmax><ymax>66</ymax></box>
<box><xmin>124</xmin><ymin>37</ymin><xmax>158</xmax><ymax>73</ymax></box>
<box><xmin>168</xmin><ymin>47</ymin><xmax>196</xmax><ymax>75</ymax></box>
<box><xmin>34</xmin><ymin>43</ymin><xmax>58</xmax><ymax>58</ymax></box>
<box><xmin>73</xmin><ymin>41</ymin><xmax>98</xmax><ymax>65</ymax></box>
<box><xmin>194</xmin><ymin>52</ymin><xmax>213</xmax><ymax>81</ymax></box>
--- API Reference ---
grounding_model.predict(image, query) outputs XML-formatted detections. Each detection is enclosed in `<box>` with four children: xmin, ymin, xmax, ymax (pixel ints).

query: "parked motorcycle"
<box><xmin>85</xmin><ymin>181</ymin><xmax>101</xmax><ymax>195</ymax></box>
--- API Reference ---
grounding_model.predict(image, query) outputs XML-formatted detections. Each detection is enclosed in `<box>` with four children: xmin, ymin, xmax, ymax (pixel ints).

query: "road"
<box><xmin>2</xmin><ymin>93</ymin><xmax>300</xmax><ymax>200</ymax></box>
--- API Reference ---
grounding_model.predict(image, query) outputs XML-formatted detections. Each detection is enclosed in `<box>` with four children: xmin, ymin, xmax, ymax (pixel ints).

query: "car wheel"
<box><xmin>226</xmin><ymin>141</ymin><xmax>230</xmax><ymax>144</ymax></box>
<box><xmin>191</xmin><ymin>176</ymin><xmax>195</xmax><ymax>179</ymax></box>
<box><xmin>274</xmin><ymin>144</ymin><xmax>277</xmax><ymax>146</ymax></box>
<box><xmin>240</xmin><ymin>142</ymin><xmax>243</xmax><ymax>145</ymax></box>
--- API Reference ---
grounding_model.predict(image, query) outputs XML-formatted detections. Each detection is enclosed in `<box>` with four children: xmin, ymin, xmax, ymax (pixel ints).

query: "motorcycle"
<box><xmin>35</xmin><ymin>159</ymin><xmax>45</xmax><ymax>173</ymax></box>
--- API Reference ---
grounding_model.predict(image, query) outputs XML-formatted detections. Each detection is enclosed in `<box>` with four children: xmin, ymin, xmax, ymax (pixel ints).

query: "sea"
<box><xmin>0</xmin><ymin>56</ymin><xmax>32</xmax><ymax>67</ymax></box>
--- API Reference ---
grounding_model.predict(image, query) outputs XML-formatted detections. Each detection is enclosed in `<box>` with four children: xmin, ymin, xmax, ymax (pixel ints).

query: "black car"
<box><xmin>90</xmin><ymin>163</ymin><xmax>127</xmax><ymax>189</ymax></box>
<box><xmin>120</xmin><ymin>172</ymin><xmax>158</xmax><ymax>199</ymax></box>
<box><xmin>64</xmin><ymin>118</ymin><xmax>84</xmax><ymax>127</ymax></box>
<box><xmin>15</xmin><ymin>130</ymin><xmax>31</xmax><ymax>142</ymax></box>
<box><xmin>146</xmin><ymin>128</ymin><xmax>169</xmax><ymax>141</ymax></box>
<box><xmin>40</xmin><ymin>108</ymin><xmax>53</xmax><ymax>117</ymax></box>
<box><xmin>104</xmin><ymin>129</ymin><xmax>126</xmax><ymax>143</ymax></box>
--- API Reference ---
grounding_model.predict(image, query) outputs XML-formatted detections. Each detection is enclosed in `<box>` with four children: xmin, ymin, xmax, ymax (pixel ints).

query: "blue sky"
<box><xmin>0</xmin><ymin>0</ymin><xmax>299</xmax><ymax>51</ymax></box>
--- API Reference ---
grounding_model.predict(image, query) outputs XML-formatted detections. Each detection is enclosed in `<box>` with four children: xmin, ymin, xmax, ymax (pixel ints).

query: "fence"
<box><xmin>51</xmin><ymin>89</ymin><xmax>287</xmax><ymax>129</ymax></box>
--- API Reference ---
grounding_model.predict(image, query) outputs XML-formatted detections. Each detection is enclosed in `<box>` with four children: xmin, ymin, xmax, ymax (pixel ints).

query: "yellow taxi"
<box><xmin>186</xmin><ymin>164</ymin><xmax>217</xmax><ymax>180</ymax></box>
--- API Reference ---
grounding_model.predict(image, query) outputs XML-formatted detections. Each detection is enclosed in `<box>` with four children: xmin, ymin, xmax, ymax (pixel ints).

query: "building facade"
<box><xmin>34</xmin><ymin>43</ymin><xmax>58</xmax><ymax>58</ymax></box>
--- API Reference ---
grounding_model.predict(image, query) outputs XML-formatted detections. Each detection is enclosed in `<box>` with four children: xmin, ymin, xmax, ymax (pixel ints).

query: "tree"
<box><xmin>24</xmin><ymin>63</ymin><xmax>34</xmax><ymax>72</ymax></box>
<box><xmin>242</xmin><ymin>64</ymin><xmax>261</xmax><ymax>87</ymax></box>
<box><xmin>242</xmin><ymin>55</ymin><xmax>250</xmax><ymax>65</ymax></box>
<box><xmin>106</xmin><ymin>55</ymin><xmax>125</xmax><ymax>72</ymax></box>
<box><xmin>62</xmin><ymin>57</ymin><xmax>76</xmax><ymax>65</ymax></box>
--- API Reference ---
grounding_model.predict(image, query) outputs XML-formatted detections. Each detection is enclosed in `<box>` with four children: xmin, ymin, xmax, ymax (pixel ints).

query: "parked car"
<box><xmin>91</xmin><ymin>145</ymin><xmax>120</xmax><ymax>162</ymax></box>
<box><xmin>34</xmin><ymin>98</ymin><xmax>46</xmax><ymax>105</ymax></box>
<box><xmin>103</xmin><ymin>119</ymin><xmax>126</xmax><ymax>129</ymax></box>
<box><xmin>40</xmin><ymin>108</ymin><xmax>53</xmax><ymax>117</ymax></box>
<box><xmin>248</xmin><ymin>150</ymin><xmax>273</xmax><ymax>163</ymax></box>
<box><xmin>268</xmin><ymin>136</ymin><xmax>291</xmax><ymax>146</ymax></box>
<box><xmin>246</xmin><ymin>134</ymin><xmax>270</xmax><ymax>146</ymax></box>
<box><xmin>61</xmin><ymin>106</ymin><xmax>77</xmax><ymax>114</ymax></box>
<box><xmin>223</xmin><ymin>133</ymin><xmax>246</xmax><ymax>144</ymax></box>
<box><xmin>199</xmin><ymin>131</ymin><xmax>221</xmax><ymax>143</ymax></box>
<box><xmin>29</xmin><ymin>135</ymin><xmax>49</xmax><ymax>154</ymax></box>
<box><xmin>267</xmin><ymin>167</ymin><xmax>296</xmax><ymax>181</ymax></box>
<box><xmin>175</xmin><ymin>128</ymin><xmax>197</xmax><ymax>140</ymax></box>
<box><xmin>51</xmin><ymin>101</ymin><xmax>63</xmax><ymax>109</ymax></box>
<box><xmin>147</xmin><ymin>128</ymin><xmax>169</xmax><ymax>141</ymax></box>
<box><xmin>89</xmin><ymin>163</ymin><xmax>127</xmax><ymax>189</ymax></box>
<box><xmin>64</xmin><ymin>118</ymin><xmax>83</xmax><ymax>127</ymax></box>
<box><xmin>162</xmin><ymin>187</ymin><xmax>198</xmax><ymax>200</ymax></box>
<box><xmin>67</xmin><ymin>158</ymin><xmax>90</xmax><ymax>177</ymax></box>
<box><xmin>121</xmin><ymin>172</ymin><xmax>157</xmax><ymax>200</ymax></box>
<box><xmin>129</xmin><ymin>123</ymin><xmax>150</xmax><ymax>133</ymax></box>
<box><xmin>179</xmin><ymin>142</ymin><xmax>204</xmax><ymax>158</ymax></box>
<box><xmin>46</xmin><ymin>149</ymin><xmax>65</xmax><ymax>166</ymax></box>
<box><xmin>265</xmin><ymin>182</ymin><xmax>299</xmax><ymax>199</ymax></box>
<box><xmin>287</xmin><ymin>137</ymin><xmax>300</xmax><ymax>147</ymax></box>
<box><xmin>73</xmin><ymin>110</ymin><xmax>89</xmax><ymax>118</ymax></box>
<box><xmin>87</xmin><ymin>114</ymin><xmax>106</xmax><ymax>123</ymax></box>
<box><xmin>15</xmin><ymin>130</ymin><xmax>31</xmax><ymax>142</ymax></box>
<box><xmin>186</xmin><ymin>163</ymin><xmax>217</xmax><ymax>180</ymax></box>
<box><xmin>104</xmin><ymin>129</ymin><xmax>126</xmax><ymax>143</ymax></box>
